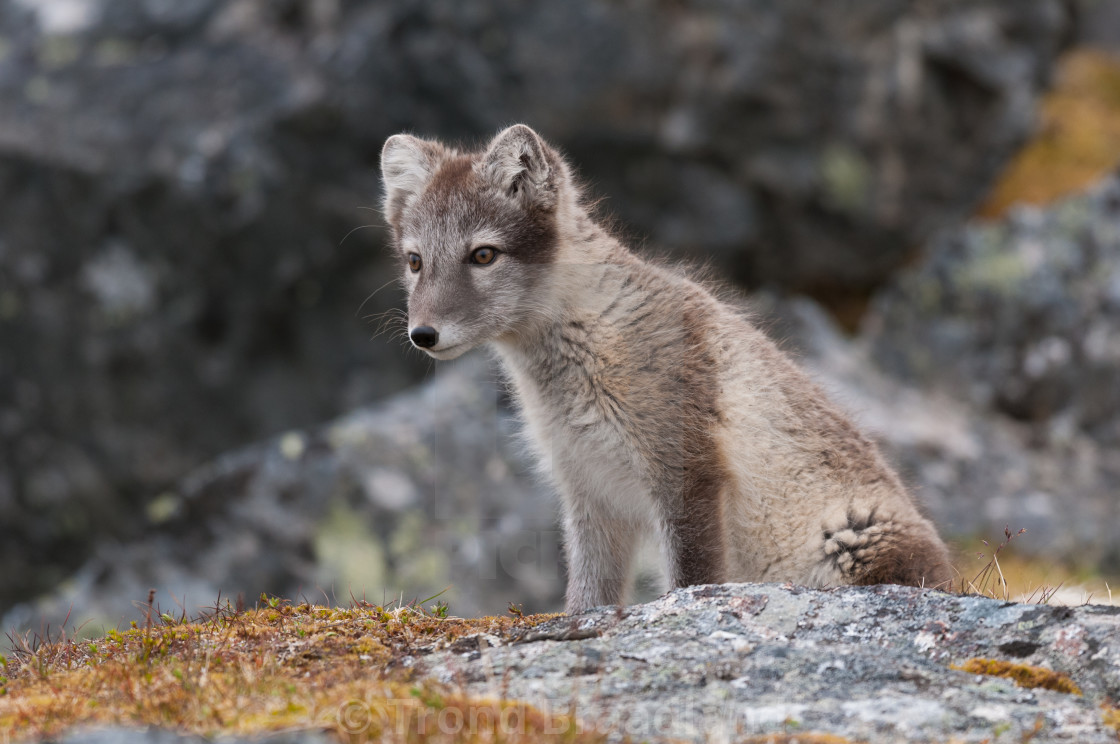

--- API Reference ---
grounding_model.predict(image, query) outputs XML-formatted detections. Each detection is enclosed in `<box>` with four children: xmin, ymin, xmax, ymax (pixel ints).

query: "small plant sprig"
<box><xmin>350</xmin><ymin>588</ymin><xmax>454</xmax><ymax>625</ymax></box>
<box><xmin>259</xmin><ymin>593</ymin><xmax>285</xmax><ymax>610</ymax></box>
<box><xmin>965</xmin><ymin>525</ymin><xmax>1027</xmax><ymax>600</ymax></box>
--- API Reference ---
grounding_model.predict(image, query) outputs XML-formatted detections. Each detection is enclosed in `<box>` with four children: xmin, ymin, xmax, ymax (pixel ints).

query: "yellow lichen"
<box><xmin>952</xmin><ymin>657</ymin><xmax>1082</xmax><ymax>695</ymax></box>
<box><xmin>1102</xmin><ymin>704</ymin><xmax>1120</xmax><ymax>732</ymax></box>
<box><xmin>979</xmin><ymin>49</ymin><xmax>1120</xmax><ymax>218</ymax></box>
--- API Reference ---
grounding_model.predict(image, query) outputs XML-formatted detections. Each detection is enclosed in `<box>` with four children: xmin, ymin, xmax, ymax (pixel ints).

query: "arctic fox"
<box><xmin>381</xmin><ymin>124</ymin><xmax>952</xmax><ymax>613</ymax></box>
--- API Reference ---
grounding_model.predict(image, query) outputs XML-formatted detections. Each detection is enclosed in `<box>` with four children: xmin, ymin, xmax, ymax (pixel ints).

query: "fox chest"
<box><xmin>517</xmin><ymin>368</ymin><xmax>669</xmax><ymax>501</ymax></box>
<box><xmin>498</xmin><ymin>334</ymin><xmax>683</xmax><ymax>495</ymax></box>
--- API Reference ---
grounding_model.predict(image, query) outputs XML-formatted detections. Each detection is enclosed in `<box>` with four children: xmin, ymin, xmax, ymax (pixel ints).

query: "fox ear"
<box><xmin>480</xmin><ymin>124</ymin><xmax>558</xmax><ymax>211</ymax></box>
<box><xmin>381</xmin><ymin>134</ymin><xmax>449</xmax><ymax>226</ymax></box>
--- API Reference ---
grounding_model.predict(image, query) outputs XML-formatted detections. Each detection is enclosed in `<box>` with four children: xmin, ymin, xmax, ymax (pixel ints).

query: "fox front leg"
<box><xmin>657</xmin><ymin>473</ymin><xmax>727</xmax><ymax>589</ymax></box>
<box><xmin>561</xmin><ymin>507</ymin><xmax>640</xmax><ymax>614</ymax></box>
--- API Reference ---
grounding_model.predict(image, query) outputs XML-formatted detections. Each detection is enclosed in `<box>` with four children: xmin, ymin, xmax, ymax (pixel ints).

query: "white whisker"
<box><xmin>355</xmin><ymin>277</ymin><xmax>402</xmax><ymax>318</ymax></box>
<box><xmin>338</xmin><ymin>223</ymin><xmax>379</xmax><ymax>248</ymax></box>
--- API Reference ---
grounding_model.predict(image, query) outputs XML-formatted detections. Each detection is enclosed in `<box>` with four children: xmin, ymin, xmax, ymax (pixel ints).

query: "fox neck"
<box><xmin>495</xmin><ymin>196</ymin><xmax>623</xmax><ymax>352</ymax></box>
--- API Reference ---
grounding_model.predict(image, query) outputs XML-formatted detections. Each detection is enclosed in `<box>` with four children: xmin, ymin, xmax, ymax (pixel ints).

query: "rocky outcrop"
<box><xmin>0</xmin><ymin>0</ymin><xmax>1073</xmax><ymax>610</ymax></box>
<box><xmin>868</xmin><ymin>176</ymin><xmax>1120</xmax><ymax>442</ymax></box>
<box><xmin>408</xmin><ymin>583</ymin><xmax>1120</xmax><ymax>743</ymax></box>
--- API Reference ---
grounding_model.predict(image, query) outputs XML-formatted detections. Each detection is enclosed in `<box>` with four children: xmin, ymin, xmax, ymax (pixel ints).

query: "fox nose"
<box><xmin>410</xmin><ymin>326</ymin><xmax>439</xmax><ymax>349</ymax></box>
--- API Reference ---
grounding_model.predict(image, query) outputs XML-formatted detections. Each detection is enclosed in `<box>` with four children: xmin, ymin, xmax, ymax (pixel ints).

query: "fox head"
<box><xmin>381</xmin><ymin>124</ymin><xmax>570</xmax><ymax>359</ymax></box>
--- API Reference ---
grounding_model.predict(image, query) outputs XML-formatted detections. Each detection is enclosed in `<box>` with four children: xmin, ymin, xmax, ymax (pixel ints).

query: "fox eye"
<box><xmin>407</xmin><ymin>253</ymin><xmax>422</xmax><ymax>272</ymax></box>
<box><xmin>470</xmin><ymin>246</ymin><xmax>498</xmax><ymax>265</ymax></box>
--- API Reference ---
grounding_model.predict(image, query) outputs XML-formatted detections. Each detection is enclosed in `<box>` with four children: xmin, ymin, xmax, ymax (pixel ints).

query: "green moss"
<box><xmin>954</xmin><ymin>250</ymin><xmax>1030</xmax><ymax>296</ymax></box>
<box><xmin>389</xmin><ymin>510</ymin><xmax>450</xmax><ymax>589</ymax></box>
<box><xmin>92</xmin><ymin>38</ymin><xmax>138</xmax><ymax>67</ymax></box>
<box><xmin>145</xmin><ymin>492</ymin><xmax>181</xmax><ymax>524</ymax></box>
<box><xmin>821</xmin><ymin>143</ymin><xmax>869</xmax><ymax>215</ymax></box>
<box><xmin>313</xmin><ymin>501</ymin><xmax>387</xmax><ymax>598</ymax></box>
<box><xmin>0</xmin><ymin>290</ymin><xmax>21</xmax><ymax>321</ymax></box>
<box><xmin>37</xmin><ymin>36</ymin><xmax>81</xmax><ymax>69</ymax></box>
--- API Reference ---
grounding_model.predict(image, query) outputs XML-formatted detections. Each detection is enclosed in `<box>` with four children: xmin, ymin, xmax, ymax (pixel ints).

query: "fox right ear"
<box><xmin>381</xmin><ymin>135</ymin><xmax>448</xmax><ymax>226</ymax></box>
<box><xmin>480</xmin><ymin>124</ymin><xmax>558</xmax><ymax>212</ymax></box>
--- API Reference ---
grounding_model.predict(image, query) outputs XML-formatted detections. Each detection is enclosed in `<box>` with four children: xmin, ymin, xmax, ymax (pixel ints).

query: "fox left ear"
<box><xmin>381</xmin><ymin>134</ymin><xmax>450</xmax><ymax>227</ymax></box>
<box><xmin>480</xmin><ymin>124</ymin><xmax>558</xmax><ymax>211</ymax></box>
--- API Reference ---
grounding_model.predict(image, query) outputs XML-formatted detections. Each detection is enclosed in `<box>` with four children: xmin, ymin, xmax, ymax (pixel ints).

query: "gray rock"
<box><xmin>866</xmin><ymin>175</ymin><xmax>1120</xmax><ymax>445</ymax></box>
<box><xmin>407</xmin><ymin>583</ymin><xmax>1120</xmax><ymax>743</ymax></box>
<box><xmin>1073</xmin><ymin>0</ymin><xmax>1120</xmax><ymax>54</ymax></box>
<box><xmin>0</xmin><ymin>0</ymin><xmax>1072</xmax><ymax>611</ymax></box>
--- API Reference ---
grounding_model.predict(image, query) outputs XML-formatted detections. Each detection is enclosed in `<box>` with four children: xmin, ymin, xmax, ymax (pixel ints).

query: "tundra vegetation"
<box><xmin>0</xmin><ymin>594</ymin><xmax>593</xmax><ymax>743</ymax></box>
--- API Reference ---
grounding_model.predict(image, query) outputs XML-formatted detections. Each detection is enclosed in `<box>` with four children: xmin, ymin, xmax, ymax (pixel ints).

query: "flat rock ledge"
<box><xmin>412</xmin><ymin>583</ymin><xmax>1120</xmax><ymax>743</ymax></box>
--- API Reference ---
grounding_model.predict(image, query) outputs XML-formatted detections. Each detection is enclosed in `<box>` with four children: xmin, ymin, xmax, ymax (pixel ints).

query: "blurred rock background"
<box><xmin>2</xmin><ymin>0</ymin><xmax>1120</xmax><ymax>638</ymax></box>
